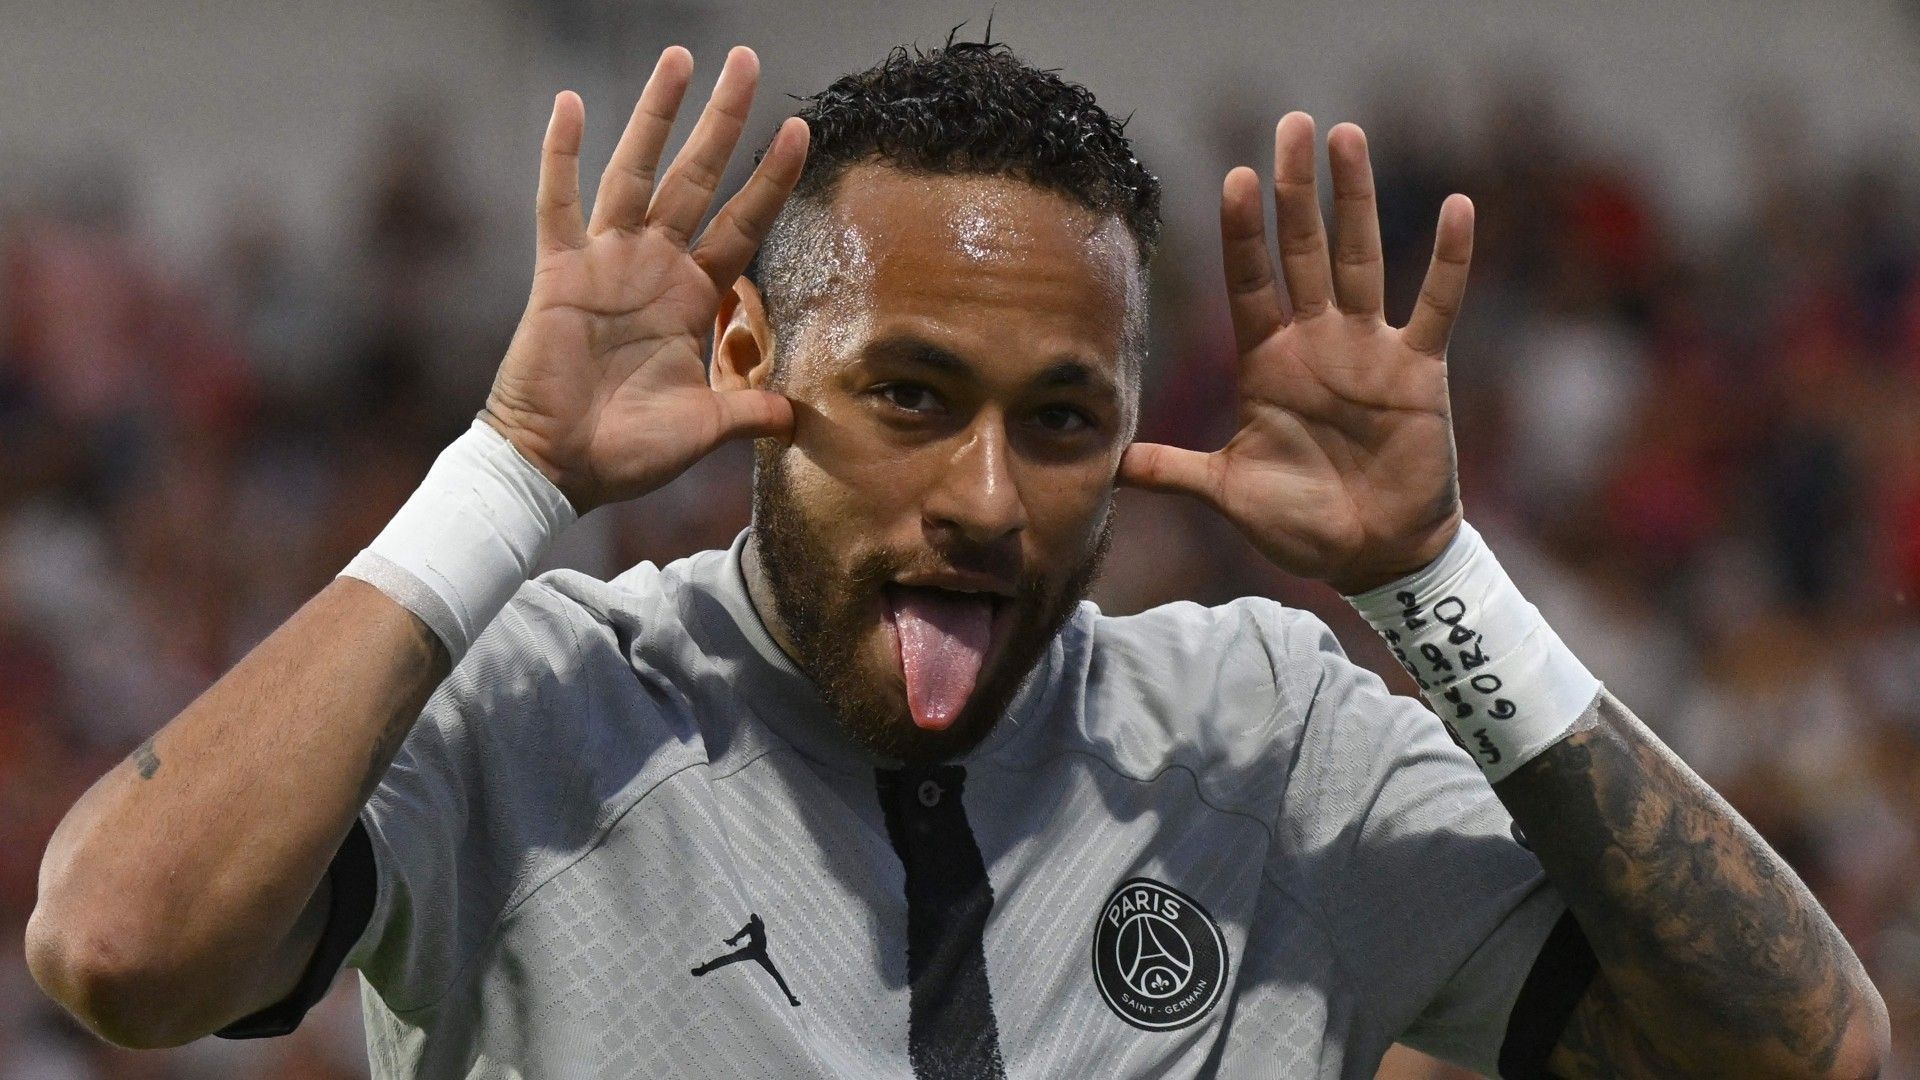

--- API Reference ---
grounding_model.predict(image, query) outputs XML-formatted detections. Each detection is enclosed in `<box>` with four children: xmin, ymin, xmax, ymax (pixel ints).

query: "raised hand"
<box><xmin>483</xmin><ymin>46</ymin><xmax>809</xmax><ymax>513</ymax></box>
<box><xmin>1120</xmin><ymin>114</ymin><xmax>1471</xmax><ymax>594</ymax></box>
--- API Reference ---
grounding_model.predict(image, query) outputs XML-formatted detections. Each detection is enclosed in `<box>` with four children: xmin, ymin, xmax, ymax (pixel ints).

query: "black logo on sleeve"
<box><xmin>1091</xmin><ymin>878</ymin><xmax>1228</xmax><ymax>1031</ymax></box>
<box><xmin>691</xmin><ymin>913</ymin><xmax>801</xmax><ymax>1006</ymax></box>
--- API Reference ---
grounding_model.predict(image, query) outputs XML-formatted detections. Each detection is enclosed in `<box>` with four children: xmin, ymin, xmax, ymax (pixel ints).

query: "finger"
<box><xmin>1327</xmin><ymin>123</ymin><xmax>1384</xmax><ymax>316</ymax></box>
<box><xmin>647</xmin><ymin>46</ymin><xmax>760</xmax><ymax>244</ymax></box>
<box><xmin>1272</xmin><ymin>112</ymin><xmax>1334</xmax><ymax>318</ymax></box>
<box><xmin>536</xmin><ymin>91</ymin><xmax>587</xmax><ymax>253</ymax></box>
<box><xmin>1219</xmin><ymin>167</ymin><xmax>1288</xmax><ymax>352</ymax></box>
<box><xmin>1403</xmin><ymin>193</ymin><xmax>1475</xmax><ymax>356</ymax></box>
<box><xmin>692</xmin><ymin>117</ymin><xmax>811</xmax><ymax>291</ymax></box>
<box><xmin>590</xmin><ymin>47</ymin><xmax>695</xmax><ymax>235</ymax></box>
<box><xmin>711</xmin><ymin>388</ymin><xmax>795</xmax><ymax>444</ymax></box>
<box><xmin>1117</xmin><ymin>442</ymin><xmax>1219</xmax><ymax>503</ymax></box>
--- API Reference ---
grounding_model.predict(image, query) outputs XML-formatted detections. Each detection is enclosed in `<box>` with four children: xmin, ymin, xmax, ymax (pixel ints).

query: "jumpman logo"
<box><xmin>691</xmin><ymin>913</ymin><xmax>801</xmax><ymax>1006</ymax></box>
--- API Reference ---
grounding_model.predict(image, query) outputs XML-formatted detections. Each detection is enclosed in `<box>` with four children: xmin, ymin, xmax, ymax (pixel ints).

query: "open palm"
<box><xmin>485</xmin><ymin>46</ymin><xmax>808</xmax><ymax>513</ymax></box>
<box><xmin>1121</xmin><ymin>114</ymin><xmax>1473</xmax><ymax>594</ymax></box>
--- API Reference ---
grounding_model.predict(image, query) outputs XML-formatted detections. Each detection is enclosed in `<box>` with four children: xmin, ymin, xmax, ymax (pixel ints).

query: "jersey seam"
<box><xmin>379</xmin><ymin>583</ymin><xmax>788</xmax><ymax>1018</ymax></box>
<box><xmin>1269</xmin><ymin>652</ymin><xmax>1391</xmax><ymax>1046</ymax></box>
<box><xmin>374</xmin><ymin>595</ymin><xmax>575</xmax><ymax>1016</ymax></box>
<box><xmin>382</xmin><ymin>743</ymin><xmax>786</xmax><ymax>1018</ymax></box>
<box><xmin>1006</xmin><ymin>741</ymin><xmax>1291</xmax><ymax>838</ymax></box>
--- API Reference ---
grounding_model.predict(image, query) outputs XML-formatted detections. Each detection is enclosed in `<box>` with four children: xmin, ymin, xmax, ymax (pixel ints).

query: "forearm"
<box><xmin>27</xmin><ymin>576</ymin><xmax>447</xmax><ymax>1041</ymax></box>
<box><xmin>1344</xmin><ymin>524</ymin><xmax>1886</xmax><ymax>1076</ymax></box>
<box><xmin>1496</xmin><ymin>691</ymin><xmax>1888</xmax><ymax>1078</ymax></box>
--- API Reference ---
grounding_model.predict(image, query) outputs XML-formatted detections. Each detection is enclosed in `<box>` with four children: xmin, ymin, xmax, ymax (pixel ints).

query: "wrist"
<box><xmin>1344</xmin><ymin>521</ymin><xmax>1600</xmax><ymax>782</ymax></box>
<box><xmin>1327</xmin><ymin>516</ymin><xmax>1463</xmax><ymax>596</ymax></box>
<box><xmin>477</xmin><ymin>408</ymin><xmax>590</xmax><ymax>514</ymax></box>
<box><xmin>340</xmin><ymin>420</ymin><xmax>577</xmax><ymax>662</ymax></box>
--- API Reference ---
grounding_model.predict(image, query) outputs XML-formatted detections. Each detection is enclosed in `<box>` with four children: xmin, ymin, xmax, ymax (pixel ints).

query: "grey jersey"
<box><xmin>223</xmin><ymin>532</ymin><xmax>1588</xmax><ymax>1078</ymax></box>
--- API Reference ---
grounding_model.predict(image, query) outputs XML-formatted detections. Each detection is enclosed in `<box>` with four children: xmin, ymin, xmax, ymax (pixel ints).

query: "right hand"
<box><xmin>483</xmin><ymin>46</ymin><xmax>809</xmax><ymax>513</ymax></box>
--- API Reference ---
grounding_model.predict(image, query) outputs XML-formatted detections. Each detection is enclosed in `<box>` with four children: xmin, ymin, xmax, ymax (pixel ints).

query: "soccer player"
<box><xmin>26</xmin><ymin>40</ymin><xmax>1889</xmax><ymax>1079</ymax></box>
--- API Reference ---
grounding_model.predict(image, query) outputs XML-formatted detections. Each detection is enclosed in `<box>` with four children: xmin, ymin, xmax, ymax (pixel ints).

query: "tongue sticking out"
<box><xmin>889</xmin><ymin>588</ymin><xmax>994</xmax><ymax>732</ymax></box>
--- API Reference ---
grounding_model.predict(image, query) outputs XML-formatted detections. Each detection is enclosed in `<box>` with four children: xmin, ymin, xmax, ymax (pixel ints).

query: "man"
<box><xmin>25</xmin><ymin>39</ymin><xmax>1890</xmax><ymax>1079</ymax></box>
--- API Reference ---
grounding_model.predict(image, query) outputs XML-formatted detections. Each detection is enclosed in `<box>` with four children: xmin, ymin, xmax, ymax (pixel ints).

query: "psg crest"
<box><xmin>1091</xmin><ymin>878</ymin><xmax>1228</xmax><ymax>1031</ymax></box>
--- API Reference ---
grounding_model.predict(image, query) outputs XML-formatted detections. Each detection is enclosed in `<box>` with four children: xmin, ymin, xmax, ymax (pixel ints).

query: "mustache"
<box><xmin>845</xmin><ymin>543</ymin><xmax>1047</xmax><ymax>600</ymax></box>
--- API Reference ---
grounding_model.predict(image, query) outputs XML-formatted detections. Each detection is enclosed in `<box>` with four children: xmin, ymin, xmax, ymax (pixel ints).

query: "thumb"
<box><xmin>711</xmin><ymin>388</ymin><xmax>795</xmax><ymax>444</ymax></box>
<box><xmin>1118</xmin><ymin>442</ymin><xmax>1218</xmax><ymax>502</ymax></box>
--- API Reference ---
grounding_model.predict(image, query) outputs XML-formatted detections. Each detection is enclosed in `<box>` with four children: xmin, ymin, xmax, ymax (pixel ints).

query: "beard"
<box><xmin>751</xmin><ymin>441</ymin><xmax>1112</xmax><ymax>764</ymax></box>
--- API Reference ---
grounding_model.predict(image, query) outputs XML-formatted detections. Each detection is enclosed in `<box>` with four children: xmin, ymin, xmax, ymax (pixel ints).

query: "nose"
<box><xmin>922</xmin><ymin>416</ymin><xmax>1028</xmax><ymax>548</ymax></box>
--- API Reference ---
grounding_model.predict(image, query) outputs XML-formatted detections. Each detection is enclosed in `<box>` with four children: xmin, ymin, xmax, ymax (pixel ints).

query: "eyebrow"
<box><xmin>862</xmin><ymin>335</ymin><xmax>1118</xmax><ymax>396</ymax></box>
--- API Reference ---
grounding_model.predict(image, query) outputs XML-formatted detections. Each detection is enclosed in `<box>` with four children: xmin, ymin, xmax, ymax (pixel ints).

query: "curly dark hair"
<box><xmin>747</xmin><ymin>37</ymin><xmax>1161</xmax><ymax>354</ymax></box>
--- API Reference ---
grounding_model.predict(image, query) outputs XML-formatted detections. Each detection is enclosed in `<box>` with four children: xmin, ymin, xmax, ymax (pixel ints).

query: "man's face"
<box><xmin>748</xmin><ymin>165</ymin><xmax>1142</xmax><ymax>762</ymax></box>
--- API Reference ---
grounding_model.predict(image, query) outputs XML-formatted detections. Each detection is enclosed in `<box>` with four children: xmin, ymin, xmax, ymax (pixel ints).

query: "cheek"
<box><xmin>1021</xmin><ymin>461</ymin><xmax>1118</xmax><ymax>551</ymax></box>
<box><xmin>784</xmin><ymin>404</ymin><xmax>926</xmax><ymax>533</ymax></box>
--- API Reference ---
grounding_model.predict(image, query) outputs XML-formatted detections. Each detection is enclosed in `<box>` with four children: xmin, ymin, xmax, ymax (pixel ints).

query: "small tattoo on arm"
<box><xmin>133</xmin><ymin>737</ymin><xmax>161</xmax><ymax>779</ymax></box>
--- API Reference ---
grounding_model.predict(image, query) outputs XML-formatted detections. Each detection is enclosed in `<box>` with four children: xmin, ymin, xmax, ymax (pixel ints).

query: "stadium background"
<box><xmin>2</xmin><ymin>0</ymin><xmax>1917</xmax><ymax>1075</ymax></box>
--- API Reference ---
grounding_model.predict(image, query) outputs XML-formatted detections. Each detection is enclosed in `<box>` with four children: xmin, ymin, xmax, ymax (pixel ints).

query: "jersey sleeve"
<box><xmin>213</xmin><ymin>654</ymin><xmax>492</xmax><ymax>1040</ymax></box>
<box><xmin>219</xmin><ymin>571</ymin><xmax>643</xmax><ymax>1037</ymax></box>
<box><xmin>1270</xmin><ymin>610</ymin><xmax>1596</xmax><ymax>1077</ymax></box>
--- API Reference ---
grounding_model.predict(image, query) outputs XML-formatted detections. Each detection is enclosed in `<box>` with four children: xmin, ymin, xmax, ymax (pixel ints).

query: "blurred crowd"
<box><xmin>1</xmin><ymin>71</ymin><xmax>1915</xmax><ymax>1078</ymax></box>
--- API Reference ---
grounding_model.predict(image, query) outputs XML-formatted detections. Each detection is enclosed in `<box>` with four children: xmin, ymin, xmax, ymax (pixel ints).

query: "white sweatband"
<box><xmin>1346</xmin><ymin>522</ymin><xmax>1600</xmax><ymax>782</ymax></box>
<box><xmin>341</xmin><ymin>419</ymin><xmax>576</xmax><ymax>662</ymax></box>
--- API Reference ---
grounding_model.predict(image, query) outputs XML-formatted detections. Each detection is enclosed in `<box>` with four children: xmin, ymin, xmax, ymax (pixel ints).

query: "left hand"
<box><xmin>1120</xmin><ymin>114</ymin><xmax>1472</xmax><ymax>595</ymax></box>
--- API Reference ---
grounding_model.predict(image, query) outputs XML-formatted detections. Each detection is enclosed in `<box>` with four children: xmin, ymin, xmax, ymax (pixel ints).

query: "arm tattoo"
<box><xmin>1497</xmin><ymin>691</ymin><xmax>1865</xmax><ymax>1078</ymax></box>
<box><xmin>132</xmin><ymin>736</ymin><xmax>161</xmax><ymax>779</ymax></box>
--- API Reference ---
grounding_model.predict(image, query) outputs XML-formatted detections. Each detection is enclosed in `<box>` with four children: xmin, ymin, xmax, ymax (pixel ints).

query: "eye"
<box><xmin>1033</xmin><ymin>404</ymin><xmax>1095</xmax><ymax>434</ymax></box>
<box><xmin>873</xmin><ymin>382</ymin><xmax>941</xmax><ymax>414</ymax></box>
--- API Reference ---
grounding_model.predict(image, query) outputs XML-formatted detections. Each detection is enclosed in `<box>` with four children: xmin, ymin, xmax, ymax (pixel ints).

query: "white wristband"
<box><xmin>1345</xmin><ymin>522</ymin><xmax>1600</xmax><ymax>782</ymax></box>
<box><xmin>341</xmin><ymin>419</ymin><xmax>576</xmax><ymax>662</ymax></box>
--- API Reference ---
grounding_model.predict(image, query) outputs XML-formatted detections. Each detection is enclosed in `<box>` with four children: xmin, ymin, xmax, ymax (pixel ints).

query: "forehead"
<box><xmin>788</xmin><ymin>165</ymin><xmax>1141</xmax><ymax>376</ymax></box>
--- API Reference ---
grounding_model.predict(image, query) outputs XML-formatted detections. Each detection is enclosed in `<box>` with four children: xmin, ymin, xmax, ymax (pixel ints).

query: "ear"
<box><xmin>712</xmin><ymin>278</ymin><xmax>778</xmax><ymax>392</ymax></box>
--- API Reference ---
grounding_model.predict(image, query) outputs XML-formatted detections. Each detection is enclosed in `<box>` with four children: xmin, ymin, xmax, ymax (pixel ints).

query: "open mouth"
<box><xmin>882</xmin><ymin>585</ymin><xmax>1005</xmax><ymax>732</ymax></box>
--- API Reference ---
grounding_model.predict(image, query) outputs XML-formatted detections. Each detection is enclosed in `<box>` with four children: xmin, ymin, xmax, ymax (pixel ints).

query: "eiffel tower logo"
<box><xmin>1118</xmin><ymin>911</ymin><xmax>1195</xmax><ymax>997</ymax></box>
